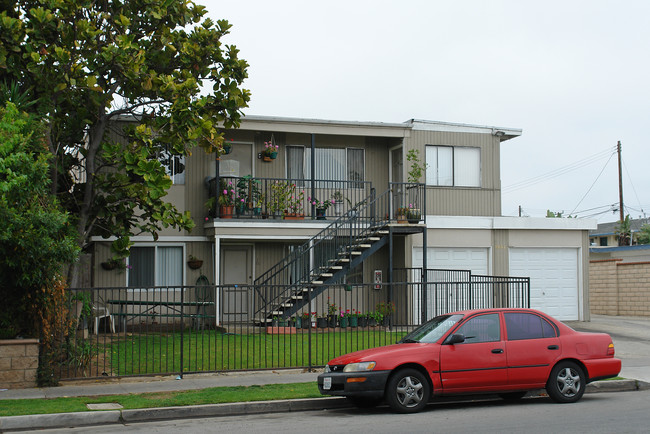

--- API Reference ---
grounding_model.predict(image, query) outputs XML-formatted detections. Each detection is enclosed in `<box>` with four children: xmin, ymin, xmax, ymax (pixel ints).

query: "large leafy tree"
<box><xmin>0</xmin><ymin>102</ymin><xmax>79</xmax><ymax>338</ymax></box>
<box><xmin>0</xmin><ymin>0</ymin><xmax>250</xmax><ymax>284</ymax></box>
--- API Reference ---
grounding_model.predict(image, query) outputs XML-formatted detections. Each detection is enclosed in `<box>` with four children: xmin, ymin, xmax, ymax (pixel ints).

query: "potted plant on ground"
<box><xmin>327</xmin><ymin>299</ymin><xmax>338</xmax><ymax>328</ymax></box>
<box><xmin>376</xmin><ymin>301</ymin><xmax>395</xmax><ymax>326</ymax></box>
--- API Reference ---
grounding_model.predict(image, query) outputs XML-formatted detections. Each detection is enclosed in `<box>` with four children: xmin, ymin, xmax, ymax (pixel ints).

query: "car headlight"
<box><xmin>343</xmin><ymin>361</ymin><xmax>376</xmax><ymax>372</ymax></box>
<box><xmin>323</xmin><ymin>365</ymin><xmax>331</xmax><ymax>373</ymax></box>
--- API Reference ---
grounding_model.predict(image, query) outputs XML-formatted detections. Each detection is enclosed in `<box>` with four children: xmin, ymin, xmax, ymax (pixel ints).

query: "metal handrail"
<box><xmin>253</xmin><ymin>184</ymin><xmax>427</xmax><ymax>318</ymax></box>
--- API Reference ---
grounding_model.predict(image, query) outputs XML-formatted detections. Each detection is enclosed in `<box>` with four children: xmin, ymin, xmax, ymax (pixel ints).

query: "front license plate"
<box><xmin>323</xmin><ymin>377</ymin><xmax>332</xmax><ymax>390</ymax></box>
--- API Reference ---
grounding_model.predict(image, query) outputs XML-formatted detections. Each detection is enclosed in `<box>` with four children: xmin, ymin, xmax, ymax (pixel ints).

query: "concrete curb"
<box><xmin>1</xmin><ymin>381</ymin><xmax>647</xmax><ymax>431</ymax></box>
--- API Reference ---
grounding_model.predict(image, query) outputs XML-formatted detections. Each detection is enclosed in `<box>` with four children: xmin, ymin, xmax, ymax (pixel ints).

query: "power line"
<box><xmin>503</xmin><ymin>146</ymin><xmax>616</xmax><ymax>194</ymax></box>
<box><xmin>569</xmin><ymin>151</ymin><xmax>616</xmax><ymax>216</ymax></box>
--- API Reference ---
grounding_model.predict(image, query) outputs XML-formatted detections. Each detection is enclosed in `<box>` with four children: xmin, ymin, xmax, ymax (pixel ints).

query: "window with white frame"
<box><xmin>158</xmin><ymin>149</ymin><xmax>185</xmax><ymax>185</ymax></box>
<box><xmin>425</xmin><ymin>145</ymin><xmax>480</xmax><ymax>187</ymax></box>
<box><xmin>287</xmin><ymin>146</ymin><xmax>364</xmax><ymax>186</ymax></box>
<box><xmin>128</xmin><ymin>246</ymin><xmax>184</xmax><ymax>287</ymax></box>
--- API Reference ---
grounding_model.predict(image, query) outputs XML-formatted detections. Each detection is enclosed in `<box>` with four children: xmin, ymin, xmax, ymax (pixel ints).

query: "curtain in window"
<box><xmin>426</xmin><ymin>146</ymin><xmax>453</xmax><ymax>186</ymax></box>
<box><xmin>128</xmin><ymin>247</ymin><xmax>155</xmax><ymax>287</ymax></box>
<box><xmin>454</xmin><ymin>147</ymin><xmax>480</xmax><ymax>187</ymax></box>
<box><xmin>287</xmin><ymin>146</ymin><xmax>305</xmax><ymax>180</ymax></box>
<box><xmin>347</xmin><ymin>148</ymin><xmax>364</xmax><ymax>188</ymax></box>
<box><xmin>305</xmin><ymin>148</ymin><xmax>346</xmax><ymax>181</ymax></box>
<box><xmin>157</xmin><ymin>246</ymin><xmax>183</xmax><ymax>287</ymax></box>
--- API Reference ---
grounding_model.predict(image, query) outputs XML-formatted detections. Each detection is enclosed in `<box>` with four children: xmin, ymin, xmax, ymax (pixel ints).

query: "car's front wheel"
<box><xmin>385</xmin><ymin>368</ymin><xmax>431</xmax><ymax>413</ymax></box>
<box><xmin>546</xmin><ymin>361</ymin><xmax>585</xmax><ymax>403</ymax></box>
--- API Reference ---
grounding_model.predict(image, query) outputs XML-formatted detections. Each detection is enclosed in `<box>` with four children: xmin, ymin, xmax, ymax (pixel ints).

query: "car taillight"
<box><xmin>607</xmin><ymin>343</ymin><xmax>615</xmax><ymax>356</ymax></box>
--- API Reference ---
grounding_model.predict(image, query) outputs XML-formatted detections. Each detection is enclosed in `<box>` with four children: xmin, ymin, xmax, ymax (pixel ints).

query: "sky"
<box><xmin>204</xmin><ymin>0</ymin><xmax>650</xmax><ymax>222</ymax></box>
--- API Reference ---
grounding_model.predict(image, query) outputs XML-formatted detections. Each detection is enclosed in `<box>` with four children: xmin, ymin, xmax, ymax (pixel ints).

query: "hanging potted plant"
<box><xmin>223</xmin><ymin>138</ymin><xmax>234</xmax><ymax>155</ymax></box>
<box><xmin>262</xmin><ymin>140</ymin><xmax>279</xmax><ymax>162</ymax></box>
<box><xmin>187</xmin><ymin>255</ymin><xmax>203</xmax><ymax>269</ymax></box>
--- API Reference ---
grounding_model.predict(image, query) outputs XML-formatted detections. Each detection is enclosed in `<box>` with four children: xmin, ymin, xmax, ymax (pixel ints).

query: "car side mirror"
<box><xmin>445</xmin><ymin>333</ymin><xmax>466</xmax><ymax>345</ymax></box>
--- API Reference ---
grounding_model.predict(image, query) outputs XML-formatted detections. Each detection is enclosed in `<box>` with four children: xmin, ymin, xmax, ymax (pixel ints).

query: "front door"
<box><xmin>221</xmin><ymin>245</ymin><xmax>252</xmax><ymax>323</ymax></box>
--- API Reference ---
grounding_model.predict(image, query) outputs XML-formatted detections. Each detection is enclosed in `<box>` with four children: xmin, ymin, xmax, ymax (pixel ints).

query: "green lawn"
<box><xmin>0</xmin><ymin>383</ymin><xmax>321</xmax><ymax>417</ymax></box>
<box><xmin>105</xmin><ymin>329</ymin><xmax>407</xmax><ymax>376</ymax></box>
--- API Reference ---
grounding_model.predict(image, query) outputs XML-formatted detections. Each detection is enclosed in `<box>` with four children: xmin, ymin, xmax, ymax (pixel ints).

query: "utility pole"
<box><xmin>617</xmin><ymin>141</ymin><xmax>624</xmax><ymax>223</ymax></box>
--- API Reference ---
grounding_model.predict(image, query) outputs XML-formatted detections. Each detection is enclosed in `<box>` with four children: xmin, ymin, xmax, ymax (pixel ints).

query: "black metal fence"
<box><xmin>59</xmin><ymin>274</ymin><xmax>529</xmax><ymax>380</ymax></box>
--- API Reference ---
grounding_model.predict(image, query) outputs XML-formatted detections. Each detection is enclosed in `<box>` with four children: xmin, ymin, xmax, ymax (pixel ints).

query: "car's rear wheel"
<box><xmin>385</xmin><ymin>368</ymin><xmax>431</xmax><ymax>413</ymax></box>
<box><xmin>546</xmin><ymin>361</ymin><xmax>585</xmax><ymax>403</ymax></box>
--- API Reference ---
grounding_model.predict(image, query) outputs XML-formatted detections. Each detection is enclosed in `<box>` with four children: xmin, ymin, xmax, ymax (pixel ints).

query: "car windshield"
<box><xmin>399</xmin><ymin>314</ymin><xmax>464</xmax><ymax>343</ymax></box>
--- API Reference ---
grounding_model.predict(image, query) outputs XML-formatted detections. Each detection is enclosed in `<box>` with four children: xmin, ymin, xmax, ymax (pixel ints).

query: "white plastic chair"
<box><xmin>93</xmin><ymin>305</ymin><xmax>115</xmax><ymax>334</ymax></box>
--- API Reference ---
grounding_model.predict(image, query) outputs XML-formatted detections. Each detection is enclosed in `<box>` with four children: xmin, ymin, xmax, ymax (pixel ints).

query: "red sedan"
<box><xmin>317</xmin><ymin>308</ymin><xmax>621</xmax><ymax>413</ymax></box>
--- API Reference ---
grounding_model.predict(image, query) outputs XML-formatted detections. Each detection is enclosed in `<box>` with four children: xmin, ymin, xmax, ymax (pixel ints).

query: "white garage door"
<box><xmin>413</xmin><ymin>247</ymin><xmax>489</xmax><ymax>274</ymax></box>
<box><xmin>509</xmin><ymin>248</ymin><xmax>579</xmax><ymax>321</ymax></box>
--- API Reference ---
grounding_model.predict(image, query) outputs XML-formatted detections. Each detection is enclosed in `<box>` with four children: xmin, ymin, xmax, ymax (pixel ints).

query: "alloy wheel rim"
<box><xmin>396</xmin><ymin>376</ymin><xmax>424</xmax><ymax>407</ymax></box>
<box><xmin>557</xmin><ymin>367</ymin><xmax>581</xmax><ymax>397</ymax></box>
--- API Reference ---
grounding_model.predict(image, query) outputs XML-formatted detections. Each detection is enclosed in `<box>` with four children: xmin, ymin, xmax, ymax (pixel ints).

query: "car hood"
<box><xmin>327</xmin><ymin>343</ymin><xmax>430</xmax><ymax>366</ymax></box>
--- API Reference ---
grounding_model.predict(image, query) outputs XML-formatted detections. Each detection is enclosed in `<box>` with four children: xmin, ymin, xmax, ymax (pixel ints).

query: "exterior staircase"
<box><xmin>253</xmin><ymin>184</ymin><xmax>425</xmax><ymax>324</ymax></box>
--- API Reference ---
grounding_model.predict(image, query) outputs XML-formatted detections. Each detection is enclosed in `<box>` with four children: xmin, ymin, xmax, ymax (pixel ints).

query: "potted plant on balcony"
<box><xmin>309</xmin><ymin>196</ymin><xmax>335</xmax><ymax>220</ymax></box>
<box><xmin>332</xmin><ymin>190</ymin><xmax>350</xmax><ymax>216</ymax></box>
<box><xmin>218</xmin><ymin>179</ymin><xmax>235</xmax><ymax>218</ymax></box>
<box><xmin>269</xmin><ymin>181</ymin><xmax>289</xmax><ymax>218</ymax></box>
<box><xmin>262</xmin><ymin>140</ymin><xmax>279</xmax><ymax>162</ymax></box>
<box><xmin>395</xmin><ymin>207</ymin><xmax>408</xmax><ymax>223</ymax></box>
<box><xmin>407</xmin><ymin>203</ymin><xmax>421</xmax><ymax>223</ymax></box>
<box><xmin>285</xmin><ymin>186</ymin><xmax>305</xmax><ymax>219</ymax></box>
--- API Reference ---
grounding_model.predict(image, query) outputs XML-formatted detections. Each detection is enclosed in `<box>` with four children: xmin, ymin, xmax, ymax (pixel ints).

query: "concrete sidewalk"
<box><xmin>1</xmin><ymin>314</ymin><xmax>649</xmax><ymax>431</ymax></box>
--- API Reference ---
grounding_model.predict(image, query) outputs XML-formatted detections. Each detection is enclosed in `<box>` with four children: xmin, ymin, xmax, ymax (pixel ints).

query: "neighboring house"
<box><xmin>90</xmin><ymin>115</ymin><xmax>596</xmax><ymax>321</ymax></box>
<box><xmin>589</xmin><ymin>218</ymin><xmax>650</xmax><ymax>262</ymax></box>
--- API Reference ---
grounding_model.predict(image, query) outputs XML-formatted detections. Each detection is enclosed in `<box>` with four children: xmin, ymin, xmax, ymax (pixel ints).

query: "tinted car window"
<box><xmin>456</xmin><ymin>313</ymin><xmax>500</xmax><ymax>343</ymax></box>
<box><xmin>505</xmin><ymin>313</ymin><xmax>557</xmax><ymax>340</ymax></box>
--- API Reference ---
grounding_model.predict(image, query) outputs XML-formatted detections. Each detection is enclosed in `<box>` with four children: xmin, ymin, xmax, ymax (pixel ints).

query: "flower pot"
<box><xmin>316</xmin><ymin>208</ymin><xmax>326</xmax><ymax>220</ymax></box>
<box><xmin>357</xmin><ymin>316</ymin><xmax>368</xmax><ymax>327</ymax></box>
<box><xmin>187</xmin><ymin>260</ymin><xmax>203</xmax><ymax>269</ymax></box>
<box><xmin>316</xmin><ymin>317</ymin><xmax>328</xmax><ymax>328</ymax></box>
<box><xmin>339</xmin><ymin>317</ymin><xmax>349</xmax><ymax>328</ymax></box>
<box><xmin>301</xmin><ymin>318</ymin><xmax>311</xmax><ymax>329</ymax></box>
<box><xmin>349</xmin><ymin>316</ymin><xmax>358</xmax><ymax>327</ymax></box>
<box><xmin>327</xmin><ymin>314</ymin><xmax>338</xmax><ymax>328</ymax></box>
<box><xmin>101</xmin><ymin>261</ymin><xmax>118</xmax><ymax>271</ymax></box>
<box><xmin>263</xmin><ymin>155</ymin><xmax>272</xmax><ymax>162</ymax></box>
<box><xmin>223</xmin><ymin>143</ymin><xmax>232</xmax><ymax>154</ymax></box>
<box><xmin>382</xmin><ymin>316</ymin><xmax>391</xmax><ymax>327</ymax></box>
<box><xmin>220</xmin><ymin>205</ymin><xmax>234</xmax><ymax>219</ymax></box>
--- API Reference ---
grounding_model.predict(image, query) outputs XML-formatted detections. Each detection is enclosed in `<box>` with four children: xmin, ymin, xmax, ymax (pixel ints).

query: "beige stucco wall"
<box><xmin>590</xmin><ymin>259</ymin><xmax>650</xmax><ymax>316</ymax></box>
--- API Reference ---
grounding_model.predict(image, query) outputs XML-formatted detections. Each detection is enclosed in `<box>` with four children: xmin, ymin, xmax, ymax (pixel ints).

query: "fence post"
<box><xmin>307</xmin><ymin>285</ymin><xmax>312</xmax><ymax>370</ymax></box>
<box><xmin>180</xmin><ymin>286</ymin><xmax>184</xmax><ymax>379</ymax></box>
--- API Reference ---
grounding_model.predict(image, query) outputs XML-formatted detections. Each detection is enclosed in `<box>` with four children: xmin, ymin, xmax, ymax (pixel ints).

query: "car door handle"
<box><xmin>491</xmin><ymin>348</ymin><xmax>504</xmax><ymax>354</ymax></box>
<box><xmin>547</xmin><ymin>345</ymin><xmax>559</xmax><ymax>350</ymax></box>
